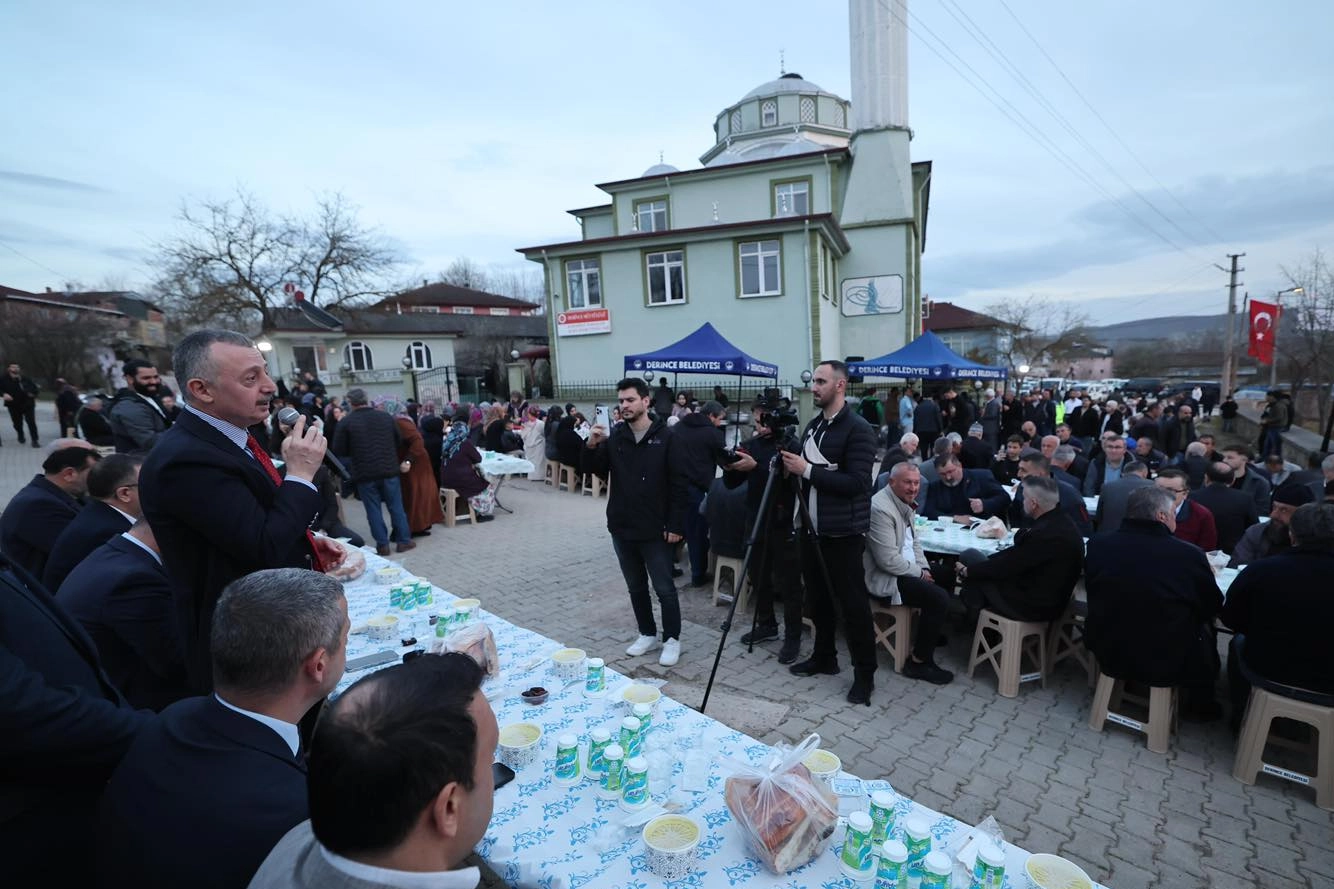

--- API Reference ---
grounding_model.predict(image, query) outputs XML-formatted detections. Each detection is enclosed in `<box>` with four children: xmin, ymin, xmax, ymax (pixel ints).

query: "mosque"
<box><xmin>518</xmin><ymin>0</ymin><xmax>928</xmax><ymax>389</ymax></box>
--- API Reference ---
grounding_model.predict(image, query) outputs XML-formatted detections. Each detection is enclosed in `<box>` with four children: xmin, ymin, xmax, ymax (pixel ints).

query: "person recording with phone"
<box><xmin>671</xmin><ymin>400</ymin><xmax>729</xmax><ymax>588</ymax></box>
<box><xmin>724</xmin><ymin>397</ymin><xmax>805</xmax><ymax>664</ymax></box>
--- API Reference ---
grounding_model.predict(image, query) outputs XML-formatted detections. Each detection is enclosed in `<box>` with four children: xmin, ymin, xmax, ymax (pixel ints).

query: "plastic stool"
<box><xmin>967</xmin><ymin>608</ymin><xmax>1048</xmax><ymax>698</ymax></box>
<box><xmin>869</xmin><ymin>601</ymin><xmax>917</xmax><ymax>673</ymax></box>
<box><xmin>712</xmin><ymin>555</ymin><xmax>750</xmax><ymax>610</ymax></box>
<box><xmin>558</xmin><ymin>464</ymin><xmax>580</xmax><ymax>494</ymax></box>
<box><xmin>1088</xmin><ymin>672</ymin><xmax>1177</xmax><ymax>754</ymax></box>
<box><xmin>1233</xmin><ymin>686</ymin><xmax>1334</xmax><ymax>810</ymax></box>
<box><xmin>581</xmin><ymin>472</ymin><xmax>606</xmax><ymax>497</ymax></box>
<box><xmin>439</xmin><ymin>488</ymin><xmax>477</xmax><ymax>528</ymax></box>
<box><xmin>1047</xmin><ymin>601</ymin><xmax>1096</xmax><ymax>688</ymax></box>
<box><xmin>544</xmin><ymin>461</ymin><xmax>559</xmax><ymax>486</ymax></box>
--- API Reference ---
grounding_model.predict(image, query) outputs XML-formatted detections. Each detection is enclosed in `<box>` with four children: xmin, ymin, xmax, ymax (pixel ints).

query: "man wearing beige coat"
<box><xmin>863</xmin><ymin>462</ymin><xmax>955</xmax><ymax>684</ymax></box>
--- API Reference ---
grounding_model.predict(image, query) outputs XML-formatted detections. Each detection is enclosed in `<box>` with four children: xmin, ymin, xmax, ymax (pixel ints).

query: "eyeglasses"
<box><xmin>1157</xmin><ymin>485</ymin><xmax>1187</xmax><ymax>495</ymax></box>
<box><xmin>118</xmin><ymin>484</ymin><xmax>139</xmax><ymax>490</ymax></box>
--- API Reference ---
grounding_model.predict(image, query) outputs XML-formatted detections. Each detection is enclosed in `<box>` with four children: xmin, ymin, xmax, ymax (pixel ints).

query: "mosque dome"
<box><xmin>641</xmin><ymin>162</ymin><xmax>680</xmax><ymax>177</ymax></box>
<box><xmin>702</xmin><ymin>71</ymin><xmax>852</xmax><ymax>167</ymax></box>
<box><xmin>740</xmin><ymin>72</ymin><xmax>841</xmax><ymax>102</ymax></box>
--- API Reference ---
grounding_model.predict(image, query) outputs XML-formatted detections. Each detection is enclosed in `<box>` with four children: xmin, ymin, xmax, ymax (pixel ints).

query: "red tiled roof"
<box><xmin>924</xmin><ymin>302</ymin><xmax>1004</xmax><ymax>332</ymax></box>
<box><xmin>370</xmin><ymin>282</ymin><xmax>538</xmax><ymax>311</ymax></box>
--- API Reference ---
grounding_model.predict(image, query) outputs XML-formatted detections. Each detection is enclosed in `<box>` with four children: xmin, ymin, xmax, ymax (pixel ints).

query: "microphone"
<box><xmin>277</xmin><ymin>407</ymin><xmax>351</xmax><ymax>481</ymax></box>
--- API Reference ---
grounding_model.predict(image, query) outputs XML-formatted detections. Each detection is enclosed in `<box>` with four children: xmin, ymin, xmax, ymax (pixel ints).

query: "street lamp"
<box><xmin>510</xmin><ymin>349</ymin><xmax>521</xmax><ymax>361</ymax></box>
<box><xmin>1269</xmin><ymin>287</ymin><xmax>1303</xmax><ymax>389</ymax></box>
<box><xmin>256</xmin><ymin>340</ymin><xmax>273</xmax><ymax>352</ymax></box>
<box><xmin>1017</xmin><ymin>364</ymin><xmax>1030</xmax><ymax>391</ymax></box>
<box><xmin>800</xmin><ymin>369</ymin><xmax>813</xmax><ymax>387</ymax></box>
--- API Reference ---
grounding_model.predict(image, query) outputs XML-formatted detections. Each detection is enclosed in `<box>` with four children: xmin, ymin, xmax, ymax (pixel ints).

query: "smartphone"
<box><xmin>594</xmin><ymin>404</ymin><xmax>611</xmax><ymax>430</ymax></box>
<box><xmin>492</xmin><ymin>761</ymin><xmax>516</xmax><ymax>790</ymax></box>
<box><xmin>345</xmin><ymin>650</ymin><xmax>399</xmax><ymax>673</ymax></box>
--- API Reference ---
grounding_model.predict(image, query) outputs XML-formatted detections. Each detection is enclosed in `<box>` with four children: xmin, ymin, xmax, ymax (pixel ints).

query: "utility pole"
<box><xmin>1218</xmin><ymin>253</ymin><xmax>1245</xmax><ymax>399</ymax></box>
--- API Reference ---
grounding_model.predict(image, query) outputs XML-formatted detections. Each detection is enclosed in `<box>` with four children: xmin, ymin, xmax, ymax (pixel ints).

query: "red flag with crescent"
<box><xmin>1248</xmin><ymin>299</ymin><xmax>1280</xmax><ymax>365</ymax></box>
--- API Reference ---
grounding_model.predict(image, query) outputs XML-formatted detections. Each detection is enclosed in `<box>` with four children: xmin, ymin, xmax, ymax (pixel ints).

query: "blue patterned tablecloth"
<box><xmin>336</xmin><ymin>551</ymin><xmax>1108</xmax><ymax>889</ymax></box>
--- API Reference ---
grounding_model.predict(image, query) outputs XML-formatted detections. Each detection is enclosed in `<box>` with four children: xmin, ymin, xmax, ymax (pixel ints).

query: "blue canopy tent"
<box><xmin>846</xmin><ymin>331</ymin><xmax>1008</xmax><ymax>381</ymax></box>
<box><xmin>624</xmin><ymin>323</ymin><xmax>777</xmax><ymax>425</ymax></box>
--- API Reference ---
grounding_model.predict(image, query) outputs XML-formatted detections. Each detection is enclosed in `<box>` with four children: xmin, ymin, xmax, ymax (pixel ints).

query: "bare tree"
<box><xmin>0</xmin><ymin>301</ymin><xmax>112</xmax><ymax>387</ymax></box>
<box><xmin>1278</xmin><ymin>248</ymin><xmax>1334</xmax><ymax>425</ymax></box>
<box><xmin>152</xmin><ymin>188</ymin><xmax>397</xmax><ymax>331</ymax></box>
<box><xmin>438</xmin><ymin>258</ymin><xmax>491</xmax><ymax>291</ymax></box>
<box><xmin>984</xmin><ymin>295</ymin><xmax>1091</xmax><ymax>375</ymax></box>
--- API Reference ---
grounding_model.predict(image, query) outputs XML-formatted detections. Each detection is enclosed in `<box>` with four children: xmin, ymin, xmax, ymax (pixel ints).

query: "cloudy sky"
<box><xmin>2</xmin><ymin>0</ymin><xmax>1332</xmax><ymax>325</ymax></box>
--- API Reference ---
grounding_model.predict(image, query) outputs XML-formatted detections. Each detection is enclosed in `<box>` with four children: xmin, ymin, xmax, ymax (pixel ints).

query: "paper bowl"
<box><xmin>552</xmin><ymin>648</ymin><xmax>587</xmax><ymax>681</ymax></box>
<box><xmin>802</xmin><ymin>748</ymin><xmax>841</xmax><ymax>786</ymax></box>
<box><xmin>621</xmin><ymin>683</ymin><xmax>662</xmax><ymax>710</ymax></box>
<box><xmin>642</xmin><ymin>814</ymin><xmax>701</xmax><ymax>880</ymax></box>
<box><xmin>498</xmin><ymin>722</ymin><xmax>544</xmax><ymax>770</ymax></box>
<box><xmin>453</xmin><ymin>598</ymin><xmax>481</xmax><ymax>620</ymax></box>
<box><xmin>1025</xmin><ymin>853</ymin><xmax>1094</xmax><ymax>889</ymax></box>
<box><xmin>365</xmin><ymin>615</ymin><xmax>400</xmax><ymax>643</ymax></box>
<box><xmin>373</xmin><ymin>567</ymin><xmax>402</xmax><ymax>585</ymax></box>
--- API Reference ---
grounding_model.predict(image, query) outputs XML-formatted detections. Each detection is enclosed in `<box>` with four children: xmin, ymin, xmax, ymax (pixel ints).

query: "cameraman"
<box><xmin>724</xmin><ymin>398</ymin><xmax>804</xmax><ymax>664</ymax></box>
<box><xmin>781</xmin><ymin>360</ymin><xmax>879</xmax><ymax>706</ymax></box>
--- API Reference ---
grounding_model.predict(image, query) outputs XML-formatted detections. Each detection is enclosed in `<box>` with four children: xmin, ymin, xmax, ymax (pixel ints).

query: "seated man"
<box><xmin>1093</xmin><ymin>460</ymin><xmax>1152</xmax><ymax>535</ymax></box>
<box><xmin>1229</xmin><ymin>482</ymin><xmax>1314</xmax><ymax>567</ymax></box>
<box><xmin>1190</xmin><ymin>462</ymin><xmax>1259</xmax><ymax>555</ymax></box>
<box><xmin>58</xmin><ymin>519</ymin><xmax>188</xmax><ymax>711</ymax></box>
<box><xmin>1223</xmin><ymin>445</ymin><xmax>1271</xmax><ymax>515</ymax></box>
<box><xmin>249</xmin><ymin>652</ymin><xmax>497</xmax><ymax>889</ymax></box>
<box><xmin>991</xmin><ymin>435</ymin><xmax>1024</xmax><ymax>485</ymax></box>
<box><xmin>864</xmin><ymin>462</ymin><xmax>954</xmax><ymax>685</ymax></box>
<box><xmin>958</xmin><ymin>476</ymin><xmax>1084</xmax><ymax>623</ymax></box>
<box><xmin>1007</xmin><ymin>453</ymin><xmax>1092</xmax><ymax>536</ymax></box>
<box><xmin>1133</xmin><ymin>435</ymin><xmax>1166</xmax><ymax>474</ymax></box>
<box><xmin>1085</xmin><ymin>487</ymin><xmax>1223</xmax><ymax>718</ymax></box>
<box><xmin>1083</xmin><ymin>434</ymin><xmax>1130</xmax><ymax>496</ymax></box>
<box><xmin>959</xmin><ymin>423</ymin><xmax>994</xmax><ymax>470</ymax></box>
<box><xmin>1049</xmin><ymin>445</ymin><xmax>1084</xmax><ymax>490</ymax></box>
<box><xmin>1155</xmin><ymin>468</ymin><xmax>1216</xmax><ymax>551</ymax></box>
<box><xmin>1181</xmin><ymin>441</ymin><xmax>1210</xmax><ymax>490</ymax></box>
<box><xmin>42</xmin><ymin>453</ymin><xmax>142</xmax><ymax>592</ymax></box>
<box><xmin>97</xmin><ymin>568</ymin><xmax>350</xmax><ymax>889</ymax></box>
<box><xmin>0</xmin><ymin>443</ymin><xmax>100</xmax><ymax>579</ymax></box>
<box><xmin>919</xmin><ymin>454</ymin><xmax>1009</xmax><ymax>522</ymax></box>
<box><xmin>1222</xmin><ymin>504</ymin><xmax>1334</xmax><ymax>728</ymax></box>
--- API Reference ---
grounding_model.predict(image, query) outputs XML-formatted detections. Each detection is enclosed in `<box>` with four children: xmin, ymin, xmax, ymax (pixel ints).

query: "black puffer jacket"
<box><xmin>798</xmin><ymin>403</ymin><xmax>877</xmax><ymax>537</ymax></box>
<box><xmin>670</xmin><ymin>413</ymin><xmax>725</xmax><ymax>491</ymax></box>
<box><xmin>331</xmin><ymin>406</ymin><xmax>402</xmax><ymax>482</ymax></box>
<box><xmin>584</xmin><ymin>417</ymin><xmax>687</xmax><ymax>540</ymax></box>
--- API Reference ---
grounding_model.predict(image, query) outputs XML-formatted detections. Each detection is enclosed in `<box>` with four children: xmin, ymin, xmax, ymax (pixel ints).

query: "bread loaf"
<box><xmin>724</xmin><ymin>761</ymin><xmax>838</xmax><ymax>873</ymax></box>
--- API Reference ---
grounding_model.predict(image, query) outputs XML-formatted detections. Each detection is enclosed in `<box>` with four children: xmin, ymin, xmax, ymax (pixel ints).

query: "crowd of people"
<box><xmin>4</xmin><ymin>336</ymin><xmax>1333</xmax><ymax>883</ymax></box>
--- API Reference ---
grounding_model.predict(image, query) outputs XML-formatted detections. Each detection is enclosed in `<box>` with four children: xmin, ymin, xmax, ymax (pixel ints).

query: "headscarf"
<box><xmin>373</xmin><ymin>395</ymin><xmax>410</xmax><ymax>420</ymax></box>
<box><xmin>442</xmin><ymin>406</ymin><xmax>471</xmax><ymax>461</ymax></box>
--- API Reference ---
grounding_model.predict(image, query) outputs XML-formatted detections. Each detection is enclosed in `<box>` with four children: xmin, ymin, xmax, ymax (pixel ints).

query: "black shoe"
<box><xmin>740</xmin><ymin>623</ymin><xmax>779</xmax><ymax>645</ymax></box>
<box><xmin>411</xmin><ymin>530</ymin><xmax>431</xmax><ymax>538</ymax></box>
<box><xmin>847</xmin><ymin>676</ymin><xmax>874</xmax><ymax>706</ymax></box>
<box><xmin>777</xmin><ymin>638</ymin><xmax>801</xmax><ymax>664</ymax></box>
<box><xmin>16</xmin><ymin>435</ymin><xmax>24</xmax><ymax>444</ymax></box>
<box><xmin>31</xmin><ymin>440</ymin><xmax>40</xmax><ymax>448</ymax></box>
<box><xmin>671</xmin><ymin>567</ymin><xmax>684</xmax><ymax>578</ymax></box>
<box><xmin>902</xmin><ymin>658</ymin><xmax>954</xmax><ymax>685</ymax></box>
<box><xmin>790</xmin><ymin>656</ymin><xmax>840</xmax><ymax>677</ymax></box>
<box><xmin>476</xmin><ymin>514</ymin><xmax>495</xmax><ymax>523</ymax></box>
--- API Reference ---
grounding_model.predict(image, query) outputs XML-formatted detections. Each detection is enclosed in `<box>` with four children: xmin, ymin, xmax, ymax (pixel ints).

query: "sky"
<box><xmin>2</xmin><ymin>0</ymin><xmax>1333</xmax><ymax>326</ymax></box>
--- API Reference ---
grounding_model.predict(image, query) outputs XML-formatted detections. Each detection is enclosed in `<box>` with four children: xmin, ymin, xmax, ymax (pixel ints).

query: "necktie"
<box><xmin>246</xmin><ymin>434</ymin><xmax>326</xmax><ymax>572</ymax></box>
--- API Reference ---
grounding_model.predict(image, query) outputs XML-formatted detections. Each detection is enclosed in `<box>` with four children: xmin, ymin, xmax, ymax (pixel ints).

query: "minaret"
<box><xmin>849</xmin><ymin>0</ymin><xmax>909</xmax><ymax>131</ymax></box>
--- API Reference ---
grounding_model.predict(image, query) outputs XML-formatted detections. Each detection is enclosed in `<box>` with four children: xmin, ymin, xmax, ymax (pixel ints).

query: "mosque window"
<box><xmin>772</xmin><ymin>179</ymin><xmax>810</xmax><ymax>217</ymax></box>
<box><xmin>634</xmin><ymin>197</ymin><xmax>669</xmax><ymax>233</ymax></box>
<box><xmin>730</xmin><ymin>109</ymin><xmax>742</xmax><ymax>133</ymax></box>
<box><xmin>565</xmin><ymin>258</ymin><xmax>602</xmax><ymax>309</ymax></box>
<box><xmin>406</xmin><ymin>341</ymin><xmax>433</xmax><ymax>370</ymax></box>
<box><xmin>834</xmin><ymin>103</ymin><xmax>846</xmax><ymax>128</ymax></box>
<box><xmin>738</xmin><ymin>240</ymin><xmax>782</xmax><ymax>297</ymax></box>
<box><xmin>645</xmin><ymin>249</ymin><xmax>686</xmax><ymax>306</ymax></box>
<box><xmin>800</xmin><ymin>96</ymin><xmax>816</xmax><ymax>123</ymax></box>
<box><xmin>344</xmin><ymin>341</ymin><xmax>374</xmax><ymax>372</ymax></box>
<box><xmin>761</xmin><ymin>100</ymin><xmax>777</xmax><ymax>127</ymax></box>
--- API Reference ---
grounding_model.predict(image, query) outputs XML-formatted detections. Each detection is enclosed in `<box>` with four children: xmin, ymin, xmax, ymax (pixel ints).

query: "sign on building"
<box><xmin>841</xmin><ymin>275</ymin><xmax>904</xmax><ymax>316</ymax></box>
<box><xmin>556</xmin><ymin>308</ymin><xmax>611</xmax><ymax>337</ymax></box>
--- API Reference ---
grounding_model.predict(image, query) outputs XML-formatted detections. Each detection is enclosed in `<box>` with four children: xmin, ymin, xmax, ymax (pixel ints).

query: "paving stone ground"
<box><xmin>4</xmin><ymin>404</ymin><xmax>1331</xmax><ymax>889</ymax></box>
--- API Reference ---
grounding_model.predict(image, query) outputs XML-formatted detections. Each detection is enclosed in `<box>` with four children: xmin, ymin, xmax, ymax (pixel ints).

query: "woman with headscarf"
<box><xmin>543</xmin><ymin>405</ymin><xmax>563</xmax><ymax>463</ymax></box>
<box><xmin>467</xmin><ymin>406</ymin><xmax>485</xmax><ymax>448</ymax></box>
<box><xmin>379</xmin><ymin>396</ymin><xmax>444</xmax><ymax>535</ymax></box>
<box><xmin>439</xmin><ymin>407</ymin><xmax>497</xmax><ymax>522</ymax></box>
<box><xmin>419</xmin><ymin>408</ymin><xmax>446</xmax><ymax>486</ymax></box>
<box><xmin>519</xmin><ymin>405</ymin><xmax>546</xmax><ymax>480</ymax></box>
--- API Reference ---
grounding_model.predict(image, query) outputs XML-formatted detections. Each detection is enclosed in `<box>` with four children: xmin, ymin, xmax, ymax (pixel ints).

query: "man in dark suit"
<box><xmin>1181</xmin><ymin>441</ymin><xmax>1211</xmax><ymax>490</ymax></box>
<box><xmin>1083</xmin><ymin>434</ymin><xmax>1132</xmax><ymax>496</ymax></box>
<box><xmin>58</xmin><ymin>520</ymin><xmax>187</xmax><ymax>711</ymax></box>
<box><xmin>0</xmin><ymin>443</ymin><xmax>100</xmax><ymax>578</ymax></box>
<box><xmin>1050</xmin><ymin>445</ymin><xmax>1085</xmax><ymax>490</ymax></box>
<box><xmin>140</xmin><ymin>329</ymin><xmax>343</xmax><ymax>692</ymax></box>
<box><xmin>76</xmin><ymin>396</ymin><xmax>116</xmax><ymax>447</ymax></box>
<box><xmin>920</xmin><ymin>454</ymin><xmax>1010</xmax><ymax>521</ymax></box>
<box><xmin>1008</xmin><ymin>453</ymin><xmax>1092</xmax><ymax>536</ymax></box>
<box><xmin>912</xmin><ymin>393</ymin><xmax>943</xmax><ymax>454</ymax></box>
<box><xmin>1189</xmin><ymin>463</ymin><xmax>1260</xmax><ymax>554</ymax></box>
<box><xmin>1085</xmin><ymin>486</ymin><xmax>1223</xmax><ymax>718</ymax></box>
<box><xmin>0</xmin><ymin>554</ymin><xmax>151</xmax><ymax>881</ymax></box>
<box><xmin>960</xmin><ymin>423</ymin><xmax>995</xmax><ymax>470</ymax></box>
<box><xmin>97</xmin><ymin>568</ymin><xmax>349</xmax><ymax>889</ymax></box>
<box><xmin>0</xmin><ymin>360</ymin><xmax>40</xmax><ymax>446</ymax></box>
<box><xmin>958</xmin><ymin>476</ymin><xmax>1084</xmax><ymax>622</ymax></box>
<box><xmin>42</xmin><ymin>453</ymin><xmax>142</xmax><ymax>592</ymax></box>
<box><xmin>1094</xmin><ymin>461</ymin><xmax>1152</xmax><ymax>535</ymax></box>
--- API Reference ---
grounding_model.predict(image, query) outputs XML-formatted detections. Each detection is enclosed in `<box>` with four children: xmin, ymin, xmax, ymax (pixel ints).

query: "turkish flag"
<box><xmin>1248</xmin><ymin>299</ymin><xmax>1281</xmax><ymax>365</ymax></box>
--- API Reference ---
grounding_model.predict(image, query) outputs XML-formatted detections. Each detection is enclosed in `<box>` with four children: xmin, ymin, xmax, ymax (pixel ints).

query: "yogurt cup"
<box><xmin>642</xmin><ymin>814</ymin><xmax>701</xmax><ymax>881</ymax></box>
<box><xmin>497</xmin><ymin>722</ymin><xmax>543</xmax><ymax>770</ymax></box>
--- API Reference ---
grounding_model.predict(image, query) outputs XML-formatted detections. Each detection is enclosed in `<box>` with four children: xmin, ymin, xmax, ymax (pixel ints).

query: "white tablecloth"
<box><xmin>480</xmin><ymin>452</ymin><xmax>536</xmax><ymax>477</ymax></box>
<box><xmin>917</xmin><ymin>520</ymin><xmax>1010</xmax><ymax>556</ymax></box>
<box><xmin>333</xmin><ymin>551</ymin><xmax>1109</xmax><ymax>889</ymax></box>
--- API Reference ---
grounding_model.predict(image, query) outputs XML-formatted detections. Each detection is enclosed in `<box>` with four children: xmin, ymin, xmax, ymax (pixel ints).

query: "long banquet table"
<box><xmin>336</xmin><ymin>549</ymin><xmax>1111</xmax><ymax>889</ymax></box>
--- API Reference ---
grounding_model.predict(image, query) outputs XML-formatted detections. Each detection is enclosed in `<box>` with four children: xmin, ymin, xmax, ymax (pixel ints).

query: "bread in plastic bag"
<box><xmin>722</xmin><ymin>734</ymin><xmax>840</xmax><ymax>874</ymax></box>
<box><xmin>323</xmin><ymin>539</ymin><xmax>366</xmax><ymax>581</ymax></box>
<box><xmin>437</xmin><ymin>621</ymin><xmax>499</xmax><ymax>677</ymax></box>
<box><xmin>974</xmin><ymin>516</ymin><xmax>1008</xmax><ymax>539</ymax></box>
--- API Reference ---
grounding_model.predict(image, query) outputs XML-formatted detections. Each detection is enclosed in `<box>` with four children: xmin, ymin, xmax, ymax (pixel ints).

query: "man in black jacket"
<box><xmin>671</xmin><ymin>400</ymin><xmax>727</xmax><ymax>587</ymax></box>
<box><xmin>108</xmin><ymin>359</ymin><xmax>168</xmax><ymax>453</ymax></box>
<box><xmin>920</xmin><ymin>454</ymin><xmax>1010</xmax><ymax>522</ymax></box>
<box><xmin>331</xmin><ymin>388</ymin><xmax>412</xmax><ymax>557</ymax></box>
<box><xmin>0</xmin><ymin>361</ymin><xmax>40</xmax><ymax>446</ymax></box>
<box><xmin>0</xmin><ymin>443</ymin><xmax>100</xmax><ymax>578</ymax></box>
<box><xmin>76</xmin><ymin>396</ymin><xmax>115</xmax><ymax>446</ymax></box>
<box><xmin>959</xmin><ymin>475</ymin><xmax>1084</xmax><ymax>622</ymax></box>
<box><xmin>780</xmin><ymin>361</ymin><xmax>879</xmax><ymax>705</ymax></box>
<box><xmin>585</xmin><ymin>378</ymin><xmax>689</xmax><ymax>668</ymax></box>
<box><xmin>1189</xmin><ymin>463</ymin><xmax>1259</xmax><ymax>554</ymax></box>
<box><xmin>912</xmin><ymin>393</ymin><xmax>942</xmax><ymax>454</ymax></box>
<box><xmin>1007</xmin><ymin>453</ymin><xmax>1092</xmax><ymax>536</ymax></box>
<box><xmin>97</xmin><ymin>568</ymin><xmax>348</xmax><ymax>889</ymax></box>
<box><xmin>1085</xmin><ymin>487</ymin><xmax>1222</xmax><ymax>717</ymax></box>
<box><xmin>1223</xmin><ymin>445</ymin><xmax>1271</xmax><ymax>515</ymax></box>
<box><xmin>42</xmin><ymin>453</ymin><xmax>142</xmax><ymax>592</ymax></box>
<box><xmin>0</xmin><ymin>555</ymin><xmax>152</xmax><ymax>883</ymax></box>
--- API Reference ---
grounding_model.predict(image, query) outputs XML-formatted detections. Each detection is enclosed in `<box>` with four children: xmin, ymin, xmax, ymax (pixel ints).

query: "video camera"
<box><xmin>754</xmin><ymin>388</ymin><xmax>801</xmax><ymax>453</ymax></box>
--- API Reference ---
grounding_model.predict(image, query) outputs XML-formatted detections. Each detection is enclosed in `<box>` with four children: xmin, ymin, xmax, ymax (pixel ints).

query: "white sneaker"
<box><xmin>659</xmin><ymin>638</ymin><xmax>681</xmax><ymax>667</ymax></box>
<box><xmin>626</xmin><ymin>635</ymin><xmax>661</xmax><ymax>657</ymax></box>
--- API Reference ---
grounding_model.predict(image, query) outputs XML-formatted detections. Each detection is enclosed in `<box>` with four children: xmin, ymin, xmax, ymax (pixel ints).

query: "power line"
<box><xmin>993</xmin><ymin>0</ymin><xmax>1231</xmax><ymax>246</ymax></box>
<box><xmin>0</xmin><ymin>237</ymin><xmax>68</xmax><ymax>281</ymax></box>
<box><xmin>934</xmin><ymin>0</ymin><xmax>1213</xmax><ymax>256</ymax></box>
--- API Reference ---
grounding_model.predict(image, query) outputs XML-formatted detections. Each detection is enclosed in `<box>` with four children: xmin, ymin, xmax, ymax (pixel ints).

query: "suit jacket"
<box><xmin>1008</xmin><ymin>477</ymin><xmax>1092</xmax><ymax>536</ymax></box>
<box><xmin>912</xmin><ymin>397</ymin><xmax>942</xmax><ymax>435</ymax></box>
<box><xmin>959</xmin><ymin>437</ymin><xmax>994</xmax><ymax>470</ymax></box>
<box><xmin>41</xmin><ymin>499</ymin><xmax>134</xmax><ymax>592</ymax></box>
<box><xmin>58</xmin><ymin>535</ymin><xmax>187</xmax><ymax>711</ymax></box>
<box><xmin>864</xmin><ymin>487</ymin><xmax>928</xmax><ymax>603</ymax></box>
<box><xmin>965</xmin><ymin>509</ymin><xmax>1085</xmax><ymax>621</ymax></box>
<box><xmin>1231</xmin><ymin>470</ymin><xmax>1271</xmax><ymax>515</ymax></box>
<box><xmin>249</xmin><ymin>821</ymin><xmax>481</xmax><ymax>889</ymax></box>
<box><xmin>0</xmin><ymin>474</ymin><xmax>81</xmax><ymax>579</ymax></box>
<box><xmin>918</xmin><ymin>471</ymin><xmax>1009</xmax><ymax>521</ymax></box>
<box><xmin>1182</xmin><ymin>454</ymin><xmax>1210</xmax><ymax>490</ymax></box>
<box><xmin>97</xmin><ymin>695</ymin><xmax>308</xmax><ymax>889</ymax></box>
<box><xmin>1084</xmin><ymin>519</ymin><xmax>1222</xmax><ymax>686</ymax></box>
<box><xmin>140</xmin><ymin>410</ymin><xmax>323</xmax><ymax>692</ymax></box>
<box><xmin>1188</xmin><ymin>484</ymin><xmax>1259</xmax><ymax>555</ymax></box>
<box><xmin>0</xmin><ymin>556</ymin><xmax>149</xmax><ymax>870</ymax></box>
<box><xmin>1093</xmin><ymin>475</ymin><xmax>1153</xmax><ymax>535</ymax></box>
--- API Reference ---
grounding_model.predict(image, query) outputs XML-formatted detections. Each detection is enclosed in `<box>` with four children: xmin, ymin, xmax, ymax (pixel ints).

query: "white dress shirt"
<box><xmin>214</xmin><ymin>694</ymin><xmax>300</xmax><ymax>757</ymax></box>
<box><xmin>183</xmin><ymin>403</ymin><xmax>315</xmax><ymax>491</ymax></box>
<box><xmin>320</xmin><ymin>846</ymin><xmax>480</xmax><ymax>889</ymax></box>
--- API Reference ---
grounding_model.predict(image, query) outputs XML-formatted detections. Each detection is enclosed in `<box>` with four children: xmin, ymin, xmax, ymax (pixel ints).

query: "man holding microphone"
<box><xmin>140</xmin><ymin>329</ymin><xmax>344</xmax><ymax>693</ymax></box>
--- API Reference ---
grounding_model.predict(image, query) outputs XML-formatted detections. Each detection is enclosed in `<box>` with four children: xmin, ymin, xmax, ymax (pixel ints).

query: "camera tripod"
<box><xmin>698</xmin><ymin>451</ymin><xmax>838</xmax><ymax>715</ymax></box>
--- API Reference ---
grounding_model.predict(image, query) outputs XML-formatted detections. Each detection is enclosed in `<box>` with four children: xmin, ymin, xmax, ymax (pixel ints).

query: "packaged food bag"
<box><xmin>974</xmin><ymin>517</ymin><xmax>1008</xmax><ymax>539</ymax></box>
<box><xmin>322</xmin><ymin>539</ymin><xmax>366</xmax><ymax>581</ymax></box>
<box><xmin>439</xmin><ymin>621</ymin><xmax>500</xmax><ymax>677</ymax></box>
<box><xmin>722</xmin><ymin>734</ymin><xmax>840</xmax><ymax>874</ymax></box>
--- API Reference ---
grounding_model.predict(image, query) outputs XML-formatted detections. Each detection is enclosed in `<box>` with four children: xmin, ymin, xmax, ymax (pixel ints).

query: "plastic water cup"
<box><xmin>839</xmin><ymin>811</ymin><xmax>876</xmax><ymax>881</ymax></box>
